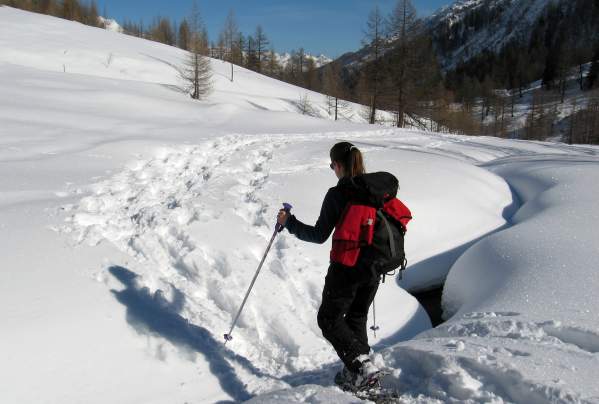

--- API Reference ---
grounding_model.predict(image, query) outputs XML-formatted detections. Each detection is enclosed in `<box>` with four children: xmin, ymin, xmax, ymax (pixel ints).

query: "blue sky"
<box><xmin>96</xmin><ymin>0</ymin><xmax>452</xmax><ymax>58</ymax></box>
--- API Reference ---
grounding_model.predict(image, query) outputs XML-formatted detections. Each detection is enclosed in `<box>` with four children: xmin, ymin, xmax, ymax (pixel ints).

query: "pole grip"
<box><xmin>276</xmin><ymin>202</ymin><xmax>293</xmax><ymax>232</ymax></box>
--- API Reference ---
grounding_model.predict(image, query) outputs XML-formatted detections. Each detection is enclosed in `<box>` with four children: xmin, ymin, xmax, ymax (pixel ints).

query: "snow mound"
<box><xmin>250</xmin><ymin>152</ymin><xmax>599</xmax><ymax>403</ymax></box>
<box><xmin>97</xmin><ymin>16</ymin><xmax>122</xmax><ymax>33</ymax></box>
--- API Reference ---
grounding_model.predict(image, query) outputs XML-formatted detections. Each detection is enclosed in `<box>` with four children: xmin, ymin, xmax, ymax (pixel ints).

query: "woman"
<box><xmin>277</xmin><ymin>141</ymin><xmax>380</xmax><ymax>388</ymax></box>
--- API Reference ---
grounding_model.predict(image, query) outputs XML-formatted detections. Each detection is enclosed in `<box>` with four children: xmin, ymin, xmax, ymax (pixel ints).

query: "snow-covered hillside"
<box><xmin>427</xmin><ymin>0</ymin><xmax>553</xmax><ymax>70</ymax></box>
<box><xmin>1</xmin><ymin>6</ymin><xmax>599</xmax><ymax>404</ymax></box>
<box><xmin>0</xmin><ymin>7</ymin><xmax>374</xmax><ymax>125</ymax></box>
<box><xmin>277</xmin><ymin>52</ymin><xmax>333</xmax><ymax>69</ymax></box>
<box><xmin>335</xmin><ymin>0</ymin><xmax>555</xmax><ymax>73</ymax></box>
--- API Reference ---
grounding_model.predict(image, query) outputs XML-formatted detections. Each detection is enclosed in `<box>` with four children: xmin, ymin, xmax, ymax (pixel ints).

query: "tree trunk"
<box><xmin>396</xmin><ymin>95</ymin><xmax>404</xmax><ymax>128</ymax></box>
<box><xmin>369</xmin><ymin>95</ymin><xmax>376</xmax><ymax>124</ymax></box>
<box><xmin>511</xmin><ymin>92</ymin><xmax>515</xmax><ymax>117</ymax></box>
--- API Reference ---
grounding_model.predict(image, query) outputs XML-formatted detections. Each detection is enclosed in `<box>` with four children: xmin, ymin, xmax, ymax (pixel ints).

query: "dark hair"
<box><xmin>330</xmin><ymin>142</ymin><xmax>365</xmax><ymax>178</ymax></box>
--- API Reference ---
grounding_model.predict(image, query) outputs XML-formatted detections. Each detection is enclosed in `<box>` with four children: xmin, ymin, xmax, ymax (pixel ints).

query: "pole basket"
<box><xmin>224</xmin><ymin>334</ymin><xmax>233</xmax><ymax>342</ymax></box>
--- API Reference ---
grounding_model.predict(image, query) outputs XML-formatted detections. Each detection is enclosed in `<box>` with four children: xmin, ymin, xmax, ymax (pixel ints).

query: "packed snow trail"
<box><xmin>60</xmin><ymin>129</ymin><xmax>517</xmax><ymax>401</ymax></box>
<box><xmin>62</xmin><ymin>132</ymin><xmax>429</xmax><ymax>393</ymax></box>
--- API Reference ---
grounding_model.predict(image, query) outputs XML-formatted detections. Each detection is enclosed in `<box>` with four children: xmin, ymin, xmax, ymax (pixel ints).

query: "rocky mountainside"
<box><xmin>276</xmin><ymin>52</ymin><xmax>332</xmax><ymax>69</ymax></box>
<box><xmin>428</xmin><ymin>0</ymin><xmax>553</xmax><ymax>70</ymax></box>
<box><xmin>332</xmin><ymin>0</ymin><xmax>556</xmax><ymax>72</ymax></box>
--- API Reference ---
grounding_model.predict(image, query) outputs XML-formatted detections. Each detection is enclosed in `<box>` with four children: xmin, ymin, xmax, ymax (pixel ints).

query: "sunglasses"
<box><xmin>329</xmin><ymin>162</ymin><xmax>335</xmax><ymax>170</ymax></box>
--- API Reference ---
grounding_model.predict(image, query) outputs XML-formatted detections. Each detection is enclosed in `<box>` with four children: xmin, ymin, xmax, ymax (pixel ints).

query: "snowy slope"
<box><xmin>0</xmin><ymin>7</ymin><xmax>374</xmax><ymax>125</ymax></box>
<box><xmin>1</xmin><ymin>6</ymin><xmax>599</xmax><ymax>404</ymax></box>
<box><xmin>427</xmin><ymin>0</ymin><xmax>553</xmax><ymax>70</ymax></box>
<box><xmin>334</xmin><ymin>0</ymin><xmax>554</xmax><ymax>72</ymax></box>
<box><xmin>277</xmin><ymin>52</ymin><xmax>333</xmax><ymax>69</ymax></box>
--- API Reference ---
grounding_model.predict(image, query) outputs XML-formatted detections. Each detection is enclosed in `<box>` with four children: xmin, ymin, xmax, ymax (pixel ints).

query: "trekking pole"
<box><xmin>370</xmin><ymin>298</ymin><xmax>380</xmax><ymax>338</ymax></box>
<box><xmin>224</xmin><ymin>203</ymin><xmax>292</xmax><ymax>344</ymax></box>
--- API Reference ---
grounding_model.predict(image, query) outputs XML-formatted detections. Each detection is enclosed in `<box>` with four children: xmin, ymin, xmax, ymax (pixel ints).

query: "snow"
<box><xmin>97</xmin><ymin>16</ymin><xmax>122</xmax><ymax>33</ymax></box>
<box><xmin>277</xmin><ymin>52</ymin><xmax>333</xmax><ymax>69</ymax></box>
<box><xmin>427</xmin><ymin>0</ymin><xmax>554</xmax><ymax>70</ymax></box>
<box><xmin>1</xmin><ymin>5</ymin><xmax>599</xmax><ymax>404</ymax></box>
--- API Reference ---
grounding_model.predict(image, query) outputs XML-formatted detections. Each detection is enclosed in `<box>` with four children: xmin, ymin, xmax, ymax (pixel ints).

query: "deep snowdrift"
<box><xmin>247</xmin><ymin>145</ymin><xmax>599</xmax><ymax>404</ymax></box>
<box><xmin>2</xmin><ymin>6</ymin><xmax>599</xmax><ymax>404</ymax></box>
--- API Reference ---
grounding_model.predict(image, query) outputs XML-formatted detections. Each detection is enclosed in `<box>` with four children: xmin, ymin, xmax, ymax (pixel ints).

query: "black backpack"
<box><xmin>345</xmin><ymin>172</ymin><xmax>412</xmax><ymax>282</ymax></box>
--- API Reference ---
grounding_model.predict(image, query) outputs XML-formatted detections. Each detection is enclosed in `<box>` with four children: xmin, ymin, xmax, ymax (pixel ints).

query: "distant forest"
<box><xmin>2</xmin><ymin>0</ymin><xmax>598</xmax><ymax>144</ymax></box>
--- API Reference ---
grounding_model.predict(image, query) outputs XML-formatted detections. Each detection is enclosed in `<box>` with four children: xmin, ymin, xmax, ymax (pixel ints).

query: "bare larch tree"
<box><xmin>363</xmin><ymin>6</ymin><xmax>386</xmax><ymax>124</ymax></box>
<box><xmin>181</xmin><ymin>1</ymin><xmax>212</xmax><ymax>100</ymax></box>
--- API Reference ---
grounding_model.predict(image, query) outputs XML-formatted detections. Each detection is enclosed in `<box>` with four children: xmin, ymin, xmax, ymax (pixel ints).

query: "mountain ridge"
<box><xmin>330</xmin><ymin>0</ymin><xmax>557</xmax><ymax>73</ymax></box>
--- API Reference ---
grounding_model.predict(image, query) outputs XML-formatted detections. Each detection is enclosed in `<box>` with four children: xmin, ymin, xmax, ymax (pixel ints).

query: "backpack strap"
<box><xmin>376</xmin><ymin>209</ymin><xmax>396</xmax><ymax>258</ymax></box>
<box><xmin>375</xmin><ymin>209</ymin><xmax>409</xmax><ymax>283</ymax></box>
<box><xmin>376</xmin><ymin>209</ymin><xmax>398</xmax><ymax>283</ymax></box>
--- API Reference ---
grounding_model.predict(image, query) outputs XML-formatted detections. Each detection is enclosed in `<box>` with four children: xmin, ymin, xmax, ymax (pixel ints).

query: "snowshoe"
<box><xmin>352</xmin><ymin>370</ymin><xmax>399</xmax><ymax>403</ymax></box>
<box><xmin>335</xmin><ymin>357</ymin><xmax>399</xmax><ymax>402</ymax></box>
<box><xmin>335</xmin><ymin>356</ymin><xmax>383</xmax><ymax>392</ymax></box>
<box><xmin>334</xmin><ymin>366</ymin><xmax>357</xmax><ymax>388</ymax></box>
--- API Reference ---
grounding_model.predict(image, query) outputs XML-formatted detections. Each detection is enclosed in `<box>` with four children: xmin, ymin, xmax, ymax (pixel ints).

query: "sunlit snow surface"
<box><xmin>1</xmin><ymin>6</ymin><xmax>599</xmax><ymax>404</ymax></box>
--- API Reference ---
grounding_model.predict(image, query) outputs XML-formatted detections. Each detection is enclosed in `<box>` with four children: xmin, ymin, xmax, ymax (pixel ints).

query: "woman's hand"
<box><xmin>277</xmin><ymin>209</ymin><xmax>290</xmax><ymax>226</ymax></box>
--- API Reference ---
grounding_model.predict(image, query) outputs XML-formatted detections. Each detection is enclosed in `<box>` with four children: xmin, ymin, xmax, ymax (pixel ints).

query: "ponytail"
<box><xmin>330</xmin><ymin>142</ymin><xmax>365</xmax><ymax>178</ymax></box>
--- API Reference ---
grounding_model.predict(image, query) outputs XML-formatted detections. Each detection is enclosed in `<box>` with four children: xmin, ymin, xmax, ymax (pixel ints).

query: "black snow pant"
<box><xmin>317</xmin><ymin>263</ymin><xmax>380</xmax><ymax>373</ymax></box>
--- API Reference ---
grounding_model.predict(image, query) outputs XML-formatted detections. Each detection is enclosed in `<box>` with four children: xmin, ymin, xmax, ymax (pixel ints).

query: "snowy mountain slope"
<box><xmin>428</xmin><ymin>0</ymin><xmax>554</xmax><ymax>69</ymax></box>
<box><xmin>332</xmin><ymin>0</ymin><xmax>555</xmax><ymax>73</ymax></box>
<box><xmin>1</xmin><ymin>5</ymin><xmax>599</xmax><ymax>404</ymax></box>
<box><xmin>277</xmin><ymin>52</ymin><xmax>333</xmax><ymax>69</ymax></box>
<box><xmin>0</xmin><ymin>7</ymin><xmax>373</xmax><ymax>125</ymax></box>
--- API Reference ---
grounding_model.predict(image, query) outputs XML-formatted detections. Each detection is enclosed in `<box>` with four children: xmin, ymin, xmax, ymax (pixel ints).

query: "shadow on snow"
<box><xmin>108</xmin><ymin>265</ymin><xmax>272</xmax><ymax>403</ymax></box>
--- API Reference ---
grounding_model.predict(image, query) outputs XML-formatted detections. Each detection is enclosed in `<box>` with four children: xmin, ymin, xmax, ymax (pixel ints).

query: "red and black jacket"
<box><xmin>285</xmin><ymin>177</ymin><xmax>353</xmax><ymax>245</ymax></box>
<box><xmin>285</xmin><ymin>173</ymin><xmax>411</xmax><ymax>267</ymax></box>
